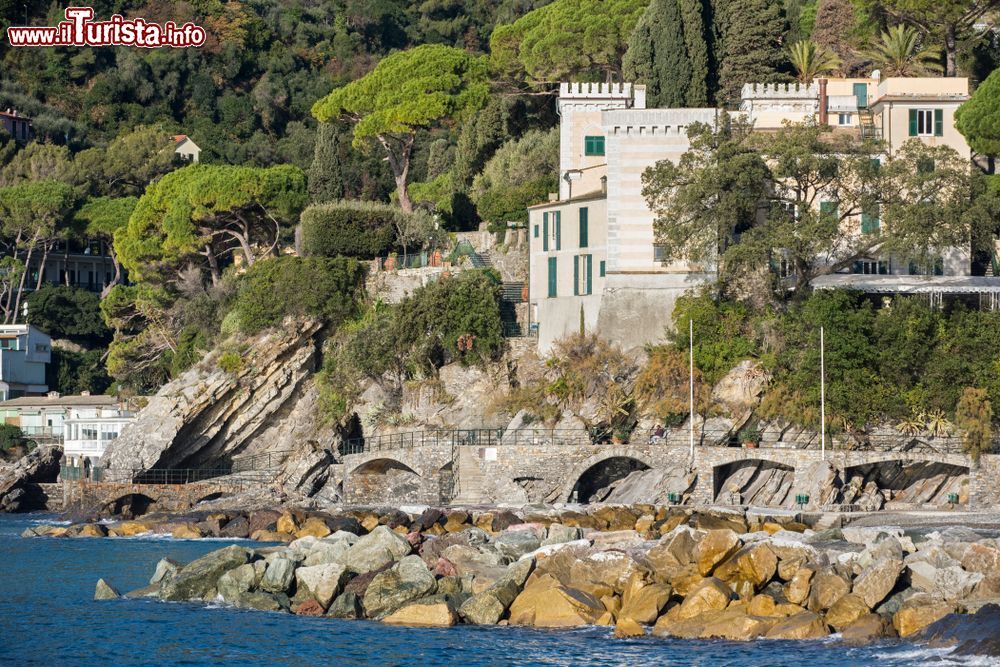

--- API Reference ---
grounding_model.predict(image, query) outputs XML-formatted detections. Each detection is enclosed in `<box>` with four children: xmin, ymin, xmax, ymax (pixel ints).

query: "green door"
<box><xmin>547</xmin><ymin>257</ymin><xmax>557</xmax><ymax>298</ymax></box>
<box><xmin>853</xmin><ymin>83</ymin><xmax>867</xmax><ymax>109</ymax></box>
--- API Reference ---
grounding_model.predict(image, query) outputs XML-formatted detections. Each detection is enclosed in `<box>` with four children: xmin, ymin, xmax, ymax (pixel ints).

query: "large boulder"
<box><xmin>507</xmin><ymin>575</ymin><xmax>605</xmax><ymax>628</ymax></box>
<box><xmin>459</xmin><ymin>558</ymin><xmax>535</xmax><ymax>625</ymax></box>
<box><xmin>764</xmin><ymin>611</ymin><xmax>829</xmax><ymax>639</ymax></box>
<box><xmin>825</xmin><ymin>593</ymin><xmax>870</xmax><ymax>631</ymax></box>
<box><xmin>852</xmin><ymin>558</ymin><xmax>903</xmax><ymax>609</ymax></box>
<box><xmin>363</xmin><ymin>555</ymin><xmax>437</xmax><ymax>619</ymax></box>
<box><xmin>0</xmin><ymin>446</ymin><xmax>61</xmax><ymax>512</ymax></box>
<box><xmin>908</xmin><ymin>561</ymin><xmax>983</xmax><ymax>602</ymax></box>
<box><xmin>383</xmin><ymin>599</ymin><xmax>458</xmax><ymax>627</ymax></box>
<box><xmin>159</xmin><ymin>545</ymin><xmax>252</xmax><ymax>601</ymax></box>
<box><xmin>784</xmin><ymin>566</ymin><xmax>813</xmax><ymax>605</ymax></box>
<box><xmin>674</xmin><ymin>577</ymin><xmax>732</xmax><ymax>621</ymax></box>
<box><xmin>893</xmin><ymin>593</ymin><xmax>955</xmax><ymax>637</ymax></box>
<box><xmin>295</xmin><ymin>563</ymin><xmax>349</xmax><ymax>609</ymax></box>
<box><xmin>695</xmin><ymin>529</ymin><xmax>740</xmax><ymax>576</ymax></box>
<box><xmin>494</xmin><ymin>529</ymin><xmax>542</xmax><ymax>560</ymax></box>
<box><xmin>343</xmin><ymin>525</ymin><xmax>412</xmax><ymax>574</ymax></box>
<box><xmin>218</xmin><ymin>562</ymin><xmax>264</xmax><ymax>604</ymax></box>
<box><xmin>94</xmin><ymin>579</ymin><xmax>120</xmax><ymax>600</ymax></box>
<box><xmin>618</xmin><ymin>574</ymin><xmax>672</xmax><ymax>624</ymax></box>
<box><xmin>807</xmin><ymin>570</ymin><xmax>850</xmax><ymax>612</ymax></box>
<box><xmin>260</xmin><ymin>557</ymin><xmax>296</xmax><ymax>594</ymax></box>
<box><xmin>568</xmin><ymin>550</ymin><xmax>643</xmax><ymax>597</ymax></box>
<box><xmin>841</xmin><ymin>613</ymin><xmax>896</xmax><ymax>643</ymax></box>
<box><xmin>710</xmin><ymin>360</ymin><xmax>769</xmax><ymax>424</ymax></box>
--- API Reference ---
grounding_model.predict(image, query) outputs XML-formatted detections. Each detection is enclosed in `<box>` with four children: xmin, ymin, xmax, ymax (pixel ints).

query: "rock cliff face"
<box><xmin>0</xmin><ymin>446</ymin><xmax>62</xmax><ymax>512</ymax></box>
<box><xmin>102</xmin><ymin>319</ymin><xmax>338</xmax><ymax>490</ymax></box>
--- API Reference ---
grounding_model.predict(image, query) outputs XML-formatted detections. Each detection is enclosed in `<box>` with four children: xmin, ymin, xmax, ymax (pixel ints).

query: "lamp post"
<box><xmin>820</xmin><ymin>325</ymin><xmax>826</xmax><ymax>461</ymax></box>
<box><xmin>689</xmin><ymin>317</ymin><xmax>694</xmax><ymax>460</ymax></box>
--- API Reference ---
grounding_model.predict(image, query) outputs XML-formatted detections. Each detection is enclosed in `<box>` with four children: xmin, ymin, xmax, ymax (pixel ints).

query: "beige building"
<box><xmin>529</xmin><ymin>75</ymin><xmax>989</xmax><ymax>353</ymax></box>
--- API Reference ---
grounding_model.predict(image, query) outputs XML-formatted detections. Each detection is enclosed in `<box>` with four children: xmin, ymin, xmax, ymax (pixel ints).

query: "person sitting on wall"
<box><xmin>650</xmin><ymin>425</ymin><xmax>665</xmax><ymax>445</ymax></box>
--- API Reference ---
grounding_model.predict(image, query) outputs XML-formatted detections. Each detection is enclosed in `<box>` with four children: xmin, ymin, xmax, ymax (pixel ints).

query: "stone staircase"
<box><xmin>452</xmin><ymin>446</ymin><xmax>484</xmax><ymax>505</ymax></box>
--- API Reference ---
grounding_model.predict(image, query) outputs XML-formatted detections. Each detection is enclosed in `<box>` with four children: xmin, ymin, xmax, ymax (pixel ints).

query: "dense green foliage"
<box><xmin>956</xmin><ymin>68</ymin><xmax>1000</xmax><ymax>157</ymax></box>
<box><xmin>672</xmin><ymin>290</ymin><xmax>1000</xmax><ymax>431</ymax></box>
<box><xmin>715</xmin><ymin>0</ymin><xmax>787</xmax><ymax>104</ymax></box>
<box><xmin>46</xmin><ymin>348</ymin><xmax>113</xmax><ymax>397</ymax></box>
<box><xmin>300</xmin><ymin>201</ymin><xmax>400</xmax><ymax>259</ymax></box>
<box><xmin>0</xmin><ymin>423</ymin><xmax>26</xmax><ymax>451</ymax></box>
<box><xmin>320</xmin><ymin>270</ymin><xmax>505</xmax><ymax>420</ymax></box>
<box><xmin>472</xmin><ymin>128</ymin><xmax>559</xmax><ymax>223</ymax></box>
<box><xmin>233</xmin><ymin>256</ymin><xmax>366</xmax><ymax>333</ymax></box>
<box><xmin>25</xmin><ymin>285</ymin><xmax>110</xmax><ymax>347</ymax></box>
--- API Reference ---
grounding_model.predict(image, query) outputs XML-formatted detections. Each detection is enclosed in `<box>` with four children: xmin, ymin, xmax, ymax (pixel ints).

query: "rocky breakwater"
<box><xmin>86</xmin><ymin>506</ymin><xmax>1000</xmax><ymax>645</ymax></box>
<box><xmin>0</xmin><ymin>446</ymin><xmax>61</xmax><ymax>512</ymax></box>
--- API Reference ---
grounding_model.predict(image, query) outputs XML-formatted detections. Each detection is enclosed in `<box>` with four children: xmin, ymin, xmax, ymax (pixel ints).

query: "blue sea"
<box><xmin>0</xmin><ymin>514</ymin><xmax>991</xmax><ymax>666</ymax></box>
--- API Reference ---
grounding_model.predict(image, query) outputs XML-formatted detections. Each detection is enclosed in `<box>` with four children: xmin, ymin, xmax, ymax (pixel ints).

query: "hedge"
<box><xmin>300</xmin><ymin>200</ymin><xmax>399</xmax><ymax>259</ymax></box>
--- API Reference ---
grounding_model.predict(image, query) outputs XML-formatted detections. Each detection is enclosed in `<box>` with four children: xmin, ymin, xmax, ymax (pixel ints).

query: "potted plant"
<box><xmin>738</xmin><ymin>425</ymin><xmax>760</xmax><ymax>449</ymax></box>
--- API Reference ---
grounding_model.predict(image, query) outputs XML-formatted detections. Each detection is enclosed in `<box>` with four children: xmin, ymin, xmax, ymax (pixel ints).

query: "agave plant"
<box><xmin>925</xmin><ymin>409</ymin><xmax>953</xmax><ymax>438</ymax></box>
<box><xmin>865</xmin><ymin>25</ymin><xmax>943</xmax><ymax>77</ymax></box>
<box><xmin>788</xmin><ymin>40</ymin><xmax>842</xmax><ymax>84</ymax></box>
<box><xmin>896</xmin><ymin>411</ymin><xmax>925</xmax><ymax>436</ymax></box>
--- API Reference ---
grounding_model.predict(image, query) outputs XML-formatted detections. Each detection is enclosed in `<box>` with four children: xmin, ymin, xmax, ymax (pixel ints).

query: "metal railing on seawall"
<box><xmin>61</xmin><ymin>464</ymin><xmax>272</xmax><ymax>489</ymax></box>
<box><xmin>340</xmin><ymin>428</ymin><xmax>506</xmax><ymax>455</ymax></box>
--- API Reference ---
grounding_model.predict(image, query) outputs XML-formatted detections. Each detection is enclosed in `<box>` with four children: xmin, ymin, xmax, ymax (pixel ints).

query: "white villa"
<box><xmin>0</xmin><ymin>392</ymin><xmax>117</xmax><ymax>440</ymax></box>
<box><xmin>62</xmin><ymin>402</ymin><xmax>136</xmax><ymax>468</ymax></box>
<box><xmin>528</xmin><ymin>75</ymin><xmax>990</xmax><ymax>352</ymax></box>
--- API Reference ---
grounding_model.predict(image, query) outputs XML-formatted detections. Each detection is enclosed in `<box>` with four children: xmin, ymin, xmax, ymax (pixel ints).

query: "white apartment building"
<box><xmin>62</xmin><ymin>403</ymin><xmax>136</xmax><ymax>467</ymax></box>
<box><xmin>0</xmin><ymin>325</ymin><xmax>50</xmax><ymax>399</ymax></box>
<box><xmin>0</xmin><ymin>392</ymin><xmax>118</xmax><ymax>440</ymax></box>
<box><xmin>529</xmin><ymin>76</ymin><xmax>994</xmax><ymax>353</ymax></box>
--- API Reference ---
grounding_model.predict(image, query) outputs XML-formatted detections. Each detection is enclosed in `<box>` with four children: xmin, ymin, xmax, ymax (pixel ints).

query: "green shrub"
<box><xmin>0</xmin><ymin>423</ymin><xmax>25</xmax><ymax>450</ymax></box>
<box><xmin>475</xmin><ymin>178</ymin><xmax>555</xmax><ymax>223</ymax></box>
<box><xmin>46</xmin><ymin>348</ymin><xmax>113</xmax><ymax>396</ymax></box>
<box><xmin>300</xmin><ymin>200</ymin><xmax>400</xmax><ymax>259</ymax></box>
<box><xmin>233</xmin><ymin>256</ymin><xmax>366</xmax><ymax>333</ymax></box>
<box><xmin>217</xmin><ymin>351</ymin><xmax>243</xmax><ymax>374</ymax></box>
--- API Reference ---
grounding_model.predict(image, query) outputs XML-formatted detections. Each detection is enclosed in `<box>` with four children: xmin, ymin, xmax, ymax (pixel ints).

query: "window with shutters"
<box><xmin>579</xmin><ymin>207</ymin><xmax>589</xmax><ymax>248</ymax></box>
<box><xmin>573</xmin><ymin>254</ymin><xmax>593</xmax><ymax>296</ymax></box>
<box><xmin>819</xmin><ymin>201</ymin><xmax>838</xmax><ymax>221</ymax></box>
<box><xmin>547</xmin><ymin>256</ymin><xmax>557</xmax><ymax>297</ymax></box>
<box><xmin>861</xmin><ymin>206</ymin><xmax>880</xmax><ymax>234</ymax></box>
<box><xmin>542</xmin><ymin>213</ymin><xmax>549</xmax><ymax>251</ymax></box>
<box><xmin>554</xmin><ymin>211</ymin><xmax>561</xmax><ymax>250</ymax></box>
<box><xmin>584</xmin><ymin>135</ymin><xmax>605</xmax><ymax>156</ymax></box>
<box><xmin>599</xmin><ymin>260</ymin><xmax>606</xmax><ymax>277</ymax></box>
<box><xmin>909</xmin><ymin>109</ymin><xmax>943</xmax><ymax>137</ymax></box>
<box><xmin>533</xmin><ymin>224</ymin><xmax>539</xmax><ymax>239</ymax></box>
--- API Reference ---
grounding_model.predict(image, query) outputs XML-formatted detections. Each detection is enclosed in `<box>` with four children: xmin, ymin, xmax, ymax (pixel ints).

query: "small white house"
<box><xmin>62</xmin><ymin>403</ymin><xmax>136</xmax><ymax>468</ymax></box>
<box><xmin>173</xmin><ymin>134</ymin><xmax>201</xmax><ymax>163</ymax></box>
<box><xmin>0</xmin><ymin>392</ymin><xmax>117</xmax><ymax>439</ymax></box>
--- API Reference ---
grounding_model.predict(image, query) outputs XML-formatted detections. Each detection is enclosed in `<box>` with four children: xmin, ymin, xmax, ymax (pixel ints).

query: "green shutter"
<box><xmin>555</xmin><ymin>211</ymin><xmax>561</xmax><ymax>251</ymax></box>
<box><xmin>579</xmin><ymin>208</ymin><xmax>589</xmax><ymax>248</ymax></box>
<box><xmin>586</xmin><ymin>254</ymin><xmax>592</xmax><ymax>295</ymax></box>
<box><xmin>820</xmin><ymin>201</ymin><xmax>838</xmax><ymax>219</ymax></box>
<box><xmin>853</xmin><ymin>82</ymin><xmax>867</xmax><ymax>109</ymax></box>
<box><xmin>909</xmin><ymin>109</ymin><xmax>918</xmax><ymax>136</ymax></box>
<box><xmin>542</xmin><ymin>213</ymin><xmax>548</xmax><ymax>251</ymax></box>
<box><xmin>573</xmin><ymin>256</ymin><xmax>579</xmax><ymax>296</ymax></box>
<box><xmin>934</xmin><ymin>108</ymin><xmax>944</xmax><ymax>136</ymax></box>
<box><xmin>547</xmin><ymin>257</ymin><xmax>557</xmax><ymax>298</ymax></box>
<box><xmin>600</xmin><ymin>260</ymin><xmax>606</xmax><ymax>277</ymax></box>
<box><xmin>861</xmin><ymin>206</ymin><xmax>880</xmax><ymax>234</ymax></box>
<box><xmin>533</xmin><ymin>224</ymin><xmax>539</xmax><ymax>239</ymax></box>
<box><xmin>584</xmin><ymin>136</ymin><xmax>606</xmax><ymax>156</ymax></box>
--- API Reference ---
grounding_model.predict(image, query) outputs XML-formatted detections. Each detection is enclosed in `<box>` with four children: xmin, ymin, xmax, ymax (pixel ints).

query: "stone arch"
<box><xmin>195</xmin><ymin>491</ymin><xmax>227</xmax><ymax>504</ymax></box>
<box><xmin>350</xmin><ymin>458</ymin><xmax>420</xmax><ymax>476</ymax></box>
<box><xmin>104</xmin><ymin>493</ymin><xmax>157</xmax><ymax>519</ymax></box>
<box><xmin>347</xmin><ymin>457</ymin><xmax>423</xmax><ymax>505</ymax></box>
<box><xmin>567</xmin><ymin>455</ymin><xmax>653</xmax><ymax>503</ymax></box>
<box><xmin>842</xmin><ymin>458</ymin><xmax>970</xmax><ymax>508</ymax></box>
<box><xmin>712</xmin><ymin>458</ymin><xmax>795</xmax><ymax>507</ymax></box>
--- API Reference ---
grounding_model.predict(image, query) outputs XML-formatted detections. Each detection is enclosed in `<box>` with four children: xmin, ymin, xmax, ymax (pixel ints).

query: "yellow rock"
<box><xmin>474</xmin><ymin>513</ymin><xmax>495</xmax><ymax>534</ymax></box>
<box><xmin>784</xmin><ymin>567</ymin><xmax>814</xmax><ymax>605</ymax></box>
<box><xmin>658</xmin><ymin>513</ymin><xmax>688</xmax><ymax>536</ymax></box>
<box><xmin>670</xmin><ymin>566</ymin><xmax>705</xmax><ymax>597</ymax></box>
<box><xmin>762</xmin><ymin>522</ymin><xmax>784</xmax><ymax>534</ymax></box>
<box><xmin>652</xmin><ymin>607</ymin><xmax>724</xmax><ymax>639</ymax></box>
<box><xmin>171</xmin><ymin>524</ymin><xmax>204</xmax><ymax>540</ymax></box>
<box><xmin>807</xmin><ymin>571</ymin><xmax>850</xmax><ymax>613</ymax></box>
<box><xmin>600</xmin><ymin>594</ymin><xmax>621</xmax><ymax>616</ymax></box>
<box><xmin>825</xmin><ymin>593</ymin><xmax>870</xmax><ymax>631</ymax></box>
<box><xmin>508</xmin><ymin>575</ymin><xmax>605</xmax><ymax>628</ymax></box>
<box><xmin>425</xmin><ymin>523</ymin><xmax>446</xmax><ymax>536</ymax></box>
<box><xmin>620</xmin><ymin>581</ymin><xmax>672</xmax><ymax>624</ymax></box>
<box><xmin>77</xmin><ymin>524</ymin><xmax>108</xmax><ymax>538</ymax></box>
<box><xmin>360</xmin><ymin>515</ymin><xmax>379</xmax><ymax>532</ymax></box>
<box><xmin>207</xmin><ymin>513</ymin><xmax>228</xmax><ymax>522</ymax></box>
<box><xmin>444</xmin><ymin>511</ymin><xmax>469</xmax><ymax>533</ymax></box>
<box><xmin>695</xmin><ymin>529</ymin><xmax>740</xmax><ymax>576</ymax></box>
<box><xmin>250</xmin><ymin>529</ymin><xmax>294</xmax><ymax>543</ymax></box>
<box><xmin>892</xmin><ymin>595</ymin><xmax>955</xmax><ymax>637</ymax></box>
<box><xmin>700</xmin><ymin>608</ymin><xmax>777</xmax><ymax>641</ymax></box>
<box><xmin>774</xmin><ymin>603</ymin><xmax>807</xmax><ymax>617</ymax></box>
<box><xmin>747</xmin><ymin>594</ymin><xmax>777</xmax><ymax>617</ymax></box>
<box><xmin>842</xmin><ymin>613</ymin><xmax>895</xmax><ymax>643</ymax></box>
<box><xmin>276</xmin><ymin>512</ymin><xmax>299</xmax><ymax>535</ymax></box>
<box><xmin>393</xmin><ymin>524</ymin><xmax>410</xmax><ymax>535</ymax></box>
<box><xmin>595</xmin><ymin>611</ymin><xmax>616</xmax><ymax>626</ymax></box>
<box><xmin>114</xmin><ymin>521</ymin><xmax>151</xmax><ymax>537</ymax></box>
<box><xmin>46</xmin><ymin>526</ymin><xmax>69</xmax><ymax>537</ymax></box>
<box><xmin>383</xmin><ymin>602</ymin><xmax>457</xmax><ymax>627</ymax></box>
<box><xmin>764</xmin><ymin>611</ymin><xmax>830</xmax><ymax>640</ymax></box>
<box><xmin>295</xmin><ymin>517</ymin><xmax>331</xmax><ymax>539</ymax></box>
<box><xmin>777</xmin><ymin>555</ymin><xmax>805</xmax><ymax>581</ymax></box>
<box><xmin>675</xmin><ymin>577</ymin><xmax>732</xmax><ymax>621</ymax></box>
<box><xmin>634</xmin><ymin>515</ymin><xmax>655</xmax><ymax>536</ymax></box>
<box><xmin>613</xmin><ymin>617</ymin><xmax>646</xmax><ymax>638</ymax></box>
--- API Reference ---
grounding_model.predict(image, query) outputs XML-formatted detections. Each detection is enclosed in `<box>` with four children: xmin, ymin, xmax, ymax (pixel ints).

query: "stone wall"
<box><xmin>341</xmin><ymin>445</ymin><xmax>454</xmax><ymax>505</ymax></box>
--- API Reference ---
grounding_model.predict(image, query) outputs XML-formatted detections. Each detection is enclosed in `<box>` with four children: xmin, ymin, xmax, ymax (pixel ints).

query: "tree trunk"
<box><xmin>11</xmin><ymin>238</ymin><xmax>38</xmax><ymax>324</ymax></box>
<box><xmin>944</xmin><ymin>24</ymin><xmax>957</xmax><ymax>77</ymax></box>
<box><xmin>203</xmin><ymin>245</ymin><xmax>221</xmax><ymax>285</ymax></box>
<box><xmin>35</xmin><ymin>242</ymin><xmax>51</xmax><ymax>291</ymax></box>
<box><xmin>379</xmin><ymin>133</ymin><xmax>415</xmax><ymax>214</ymax></box>
<box><xmin>100</xmin><ymin>251</ymin><xmax>123</xmax><ymax>299</ymax></box>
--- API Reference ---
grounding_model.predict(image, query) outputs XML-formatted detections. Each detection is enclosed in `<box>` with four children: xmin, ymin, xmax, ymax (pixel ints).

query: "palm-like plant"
<box><xmin>925</xmin><ymin>409</ymin><xmax>953</xmax><ymax>438</ymax></box>
<box><xmin>865</xmin><ymin>25</ymin><xmax>943</xmax><ymax>77</ymax></box>
<box><xmin>788</xmin><ymin>40</ymin><xmax>842</xmax><ymax>84</ymax></box>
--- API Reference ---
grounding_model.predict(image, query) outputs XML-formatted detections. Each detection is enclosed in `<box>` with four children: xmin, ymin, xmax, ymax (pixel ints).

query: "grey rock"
<box><xmin>326</xmin><ymin>591</ymin><xmax>363</xmax><ymax>619</ymax></box>
<box><xmin>232</xmin><ymin>590</ymin><xmax>289</xmax><ymax>612</ymax></box>
<box><xmin>94</xmin><ymin>578</ymin><xmax>120</xmax><ymax>600</ymax></box>
<box><xmin>542</xmin><ymin>524</ymin><xmax>582</xmax><ymax>546</ymax></box>
<box><xmin>495</xmin><ymin>529</ymin><xmax>541</xmax><ymax>560</ymax></box>
<box><xmin>363</xmin><ymin>555</ymin><xmax>437</xmax><ymax>619</ymax></box>
<box><xmin>149</xmin><ymin>558</ymin><xmax>181</xmax><ymax>586</ymax></box>
<box><xmin>218</xmin><ymin>563</ymin><xmax>260</xmax><ymax>604</ymax></box>
<box><xmin>260</xmin><ymin>557</ymin><xmax>296</xmax><ymax>593</ymax></box>
<box><xmin>0</xmin><ymin>446</ymin><xmax>62</xmax><ymax>512</ymax></box>
<box><xmin>852</xmin><ymin>558</ymin><xmax>903</xmax><ymax>609</ymax></box>
<box><xmin>459</xmin><ymin>558</ymin><xmax>535</xmax><ymax>625</ymax></box>
<box><xmin>295</xmin><ymin>563</ymin><xmax>349</xmax><ymax>608</ymax></box>
<box><xmin>909</xmin><ymin>561</ymin><xmax>983</xmax><ymax>602</ymax></box>
<box><xmin>159</xmin><ymin>545</ymin><xmax>252</xmax><ymax>601</ymax></box>
<box><xmin>343</xmin><ymin>526</ymin><xmax>411</xmax><ymax>574</ymax></box>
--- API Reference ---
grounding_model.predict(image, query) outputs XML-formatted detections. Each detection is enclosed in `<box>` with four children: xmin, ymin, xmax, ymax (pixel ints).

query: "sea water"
<box><xmin>0</xmin><ymin>514</ymin><xmax>991</xmax><ymax>667</ymax></box>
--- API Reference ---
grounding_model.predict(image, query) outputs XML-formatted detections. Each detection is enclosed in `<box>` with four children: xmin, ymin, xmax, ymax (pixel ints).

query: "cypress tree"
<box><xmin>679</xmin><ymin>0</ymin><xmax>711</xmax><ymax>106</ymax></box>
<box><xmin>623</xmin><ymin>0</ymin><xmax>692</xmax><ymax>108</ymax></box>
<box><xmin>716</xmin><ymin>0</ymin><xmax>786</xmax><ymax>106</ymax></box>
<box><xmin>308</xmin><ymin>122</ymin><xmax>345</xmax><ymax>204</ymax></box>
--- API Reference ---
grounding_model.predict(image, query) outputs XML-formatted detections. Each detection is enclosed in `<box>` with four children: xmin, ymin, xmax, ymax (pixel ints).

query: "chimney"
<box><xmin>817</xmin><ymin>78</ymin><xmax>829</xmax><ymax>125</ymax></box>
